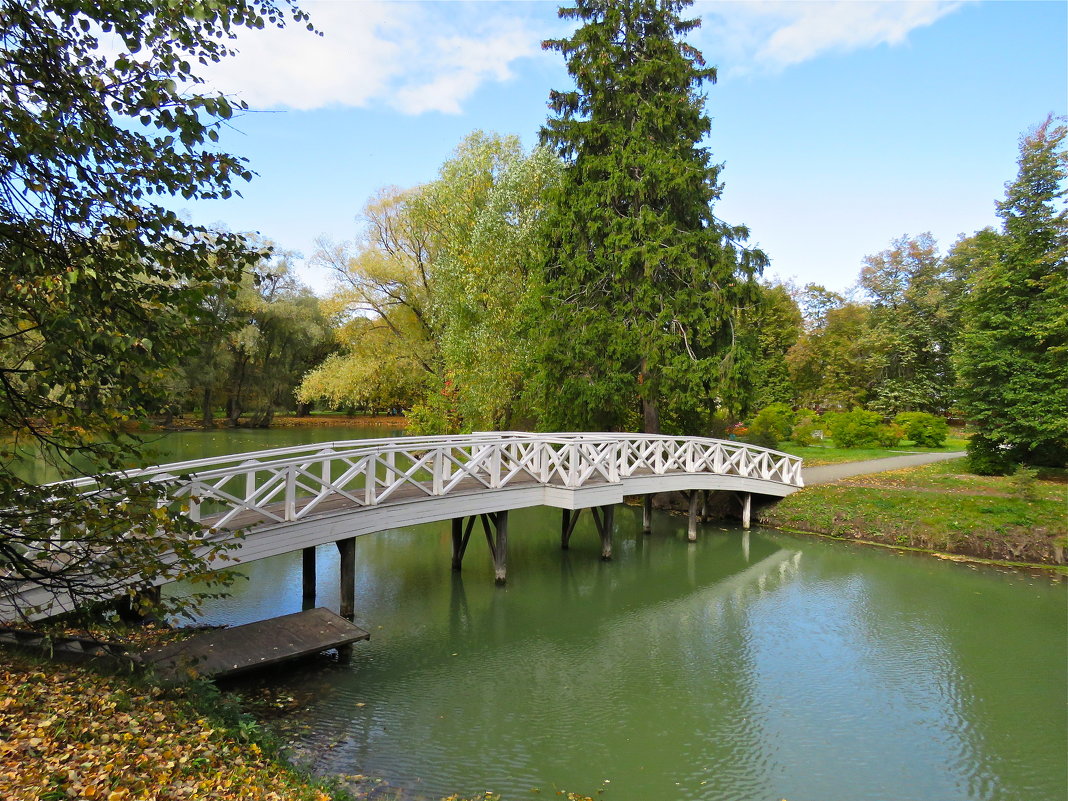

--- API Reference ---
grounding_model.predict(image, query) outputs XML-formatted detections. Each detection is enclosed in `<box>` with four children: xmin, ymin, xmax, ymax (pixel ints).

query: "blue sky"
<box><xmin>181</xmin><ymin>0</ymin><xmax>1067</xmax><ymax>295</ymax></box>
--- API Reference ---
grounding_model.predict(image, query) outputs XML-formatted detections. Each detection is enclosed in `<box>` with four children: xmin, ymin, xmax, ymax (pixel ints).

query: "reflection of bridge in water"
<box><xmin>8</xmin><ymin>433</ymin><xmax>803</xmax><ymax>622</ymax></box>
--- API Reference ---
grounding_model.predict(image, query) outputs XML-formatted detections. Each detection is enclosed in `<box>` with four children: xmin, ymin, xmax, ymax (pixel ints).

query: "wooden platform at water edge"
<box><xmin>141</xmin><ymin>607</ymin><xmax>369</xmax><ymax>682</ymax></box>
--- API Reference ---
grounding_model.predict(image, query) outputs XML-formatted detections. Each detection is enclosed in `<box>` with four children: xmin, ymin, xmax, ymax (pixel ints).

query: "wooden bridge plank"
<box><xmin>141</xmin><ymin>607</ymin><xmax>369</xmax><ymax>681</ymax></box>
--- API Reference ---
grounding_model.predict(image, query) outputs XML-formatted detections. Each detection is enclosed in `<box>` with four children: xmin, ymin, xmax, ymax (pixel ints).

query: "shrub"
<box><xmin>743</xmin><ymin>429</ymin><xmax>780</xmax><ymax>450</ymax></box>
<box><xmin>824</xmin><ymin>408</ymin><xmax>902</xmax><ymax>448</ymax></box>
<box><xmin>749</xmin><ymin>403</ymin><xmax>796</xmax><ymax>444</ymax></box>
<box><xmin>967</xmin><ymin>434</ymin><xmax>1018</xmax><ymax>475</ymax></box>
<box><xmin>894</xmin><ymin>412</ymin><xmax>949</xmax><ymax>447</ymax></box>
<box><xmin>790</xmin><ymin>413</ymin><xmax>823</xmax><ymax>447</ymax></box>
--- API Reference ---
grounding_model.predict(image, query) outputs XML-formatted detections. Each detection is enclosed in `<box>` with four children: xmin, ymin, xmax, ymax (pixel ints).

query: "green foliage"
<box><xmin>954</xmin><ymin>117</ymin><xmax>1068</xmax><ymax>467</ymax></box>
<box><xmin>1010</xmin><ymin>465</ymin><xmax>1039</xmax><ymax>501</ymax></box>
<box><xmin>535</xmin><ymin>0</ymin><xmax>765</xmax><ymax>434</ymax></box>
<box><xmin>824</xmin><ymin>409</ymin><xmax>902</xmax><ymax>449</ymax></box>
<box><xmin>966</xmin><ymin>434</ymin><xmax>1017</xmax><ymax>476</ymax></box>
<box><xmin>420</xmin><ymin>132</ymin><xmax>562</xmax><ymax>431</ymax></box>
<box><xmin>0</xmin><ymin>0</ymin><xmax>311</xmax><ymax>616</ymax></box>
<box><xmin>790</xmin><ymin>411</ymin><xmax>823</xmax><ymax>447</ymax></box>
<box><xmin>860</xmin><ymin>233</ymin><xmax>963</xmax><ymax>415</ymax></box>
<box><xmin>894</xmin><ymin>412</ymin><xmax>949</xmax><ymax>447</ymax></box>
<box><xmin>749</xmin><ymin>403</ymin><xmax>796</xmax><ymax>446</ymax></box>
<box><xmin>302</xmin><ymin>133</ymin><xmax>558</xmax><ymax>432</ymax></box>
<box><xmin>746</xmin><ymin>283</ymin><xmax>802</xmax><ymax>412</ymax></box>
<box><xmin>788</xmin><ymin>300</ymin><xmax>874</xmax><ymax>410</ymax></box>
<box><xmin>300</xmin><ymin>186</ymin><xmax>440</xmax><ymax>416</ymax></box>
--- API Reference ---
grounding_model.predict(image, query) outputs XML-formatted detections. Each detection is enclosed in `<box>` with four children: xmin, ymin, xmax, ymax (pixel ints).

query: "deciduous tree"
<box><xmin>0</xmin><ymin>0</ymin><xmax>312</xmax><ymax>619</ymax></box>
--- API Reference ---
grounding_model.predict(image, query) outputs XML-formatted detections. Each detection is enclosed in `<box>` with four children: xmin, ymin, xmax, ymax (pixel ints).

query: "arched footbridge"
<box><xmin>7</xmin><ymin>432</ymin><xmax>803</xmax><ymax>621</ymax></box>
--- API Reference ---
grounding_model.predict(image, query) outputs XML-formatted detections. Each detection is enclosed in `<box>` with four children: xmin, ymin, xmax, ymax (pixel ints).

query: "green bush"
<box><xmin>790</xmin><ymin>412</ymin><xmax>823</xmax><ymax>447</ymax></box>
<box><xmin>967</xmin><ymin>433</ymin><xmax>1018</xmax><ymax>475</ymax></box>
<box><xmin>824</xmin><ymin>408</ymin><xmax>902</xmax><ymax>448</ymax></box>
<box><xmin>894</xmin><ymin>412</ymin><xmax>949</xmax><ymax>447</ymax></box>
<box><xmin>749</xmin><ymin>403</ymin><xmax>796</xmax><ymax>445</ymax></box>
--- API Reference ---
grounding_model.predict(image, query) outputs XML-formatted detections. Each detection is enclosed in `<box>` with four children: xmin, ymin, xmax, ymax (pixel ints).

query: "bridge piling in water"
<box><xmin>336</xmin><ymin>537</ymin><xmax>356</xmax><ymax>620</ymax></box>
<box><xmin>481</xmin><ymin>511</ymin><xmax>509</xmax><ymax>584</ymax></box>
<box><xmin>642</xmin><ymin>496</ymin><xmax>653</xmax><ymax>534</ymax></box>
<box><xmin>687</xmin><ymin>491</ymin><xmax>700</xmax><ymax>542</ymax></box>
<box><xmin>302</xmin><ymin>547</ymin><xmax>316</xmax><ymax>610</ymax></box>
<box><xmin>451</xmin><ymin>517</ymin><xmax>476</xmax><ymax>571</ymax></box>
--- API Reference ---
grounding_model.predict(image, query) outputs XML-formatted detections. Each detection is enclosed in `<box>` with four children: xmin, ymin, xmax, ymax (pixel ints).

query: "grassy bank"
<box><xmin>763</xmin><ymin>458</ymin><xmax>1067</xmax><ymax>568</ymax></box>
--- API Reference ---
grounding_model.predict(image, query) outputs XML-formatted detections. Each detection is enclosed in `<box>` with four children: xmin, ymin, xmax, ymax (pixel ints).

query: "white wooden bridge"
<box><xmin>3</xmin><ymin>432</ymin><xmax>803</xmax><ymax>622</ymax></box>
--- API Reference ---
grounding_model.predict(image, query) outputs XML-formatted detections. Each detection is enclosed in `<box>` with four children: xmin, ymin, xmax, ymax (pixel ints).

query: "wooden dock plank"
<box><xmin>142</xmin><ymin>607</ymin><xmax>369</xmax><ymax>681</ymax></box>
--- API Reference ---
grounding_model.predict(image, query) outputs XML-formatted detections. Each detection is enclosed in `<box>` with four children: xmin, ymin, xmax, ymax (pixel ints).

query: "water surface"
<box><xmin>55</xmin><ymin>425</ymin><xmax>1063</xmax><ymax>800</ymax></box>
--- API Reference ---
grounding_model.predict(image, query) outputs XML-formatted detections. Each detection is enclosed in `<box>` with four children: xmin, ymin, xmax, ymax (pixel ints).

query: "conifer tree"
<box><xmin>954</xmin><ymin>116</ymin><xmax>1068</xmax><ymax>467</ymax></box>
<box><xmin>534</xmin><ymin>0</ymin><xmax>766</xmax><ymax>434</ymax></box>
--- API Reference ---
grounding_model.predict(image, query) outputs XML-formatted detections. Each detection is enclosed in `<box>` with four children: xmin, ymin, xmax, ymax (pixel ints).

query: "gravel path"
<box><xmin>801</xmin><ymin>451</ymin><xmax>967</xmax><ymax>486</ymax></box>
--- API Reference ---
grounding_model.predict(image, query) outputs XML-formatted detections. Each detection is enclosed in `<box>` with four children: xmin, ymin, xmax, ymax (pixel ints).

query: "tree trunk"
<box><xmin>201</xmin><ymin>387</ymin><xmax>215</xmax><ymax>429</ymax></box>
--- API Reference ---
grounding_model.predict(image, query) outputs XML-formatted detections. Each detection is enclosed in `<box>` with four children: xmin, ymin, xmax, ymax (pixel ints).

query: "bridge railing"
<box><xmin>53</xmin><ymin>434</ymin><xmax>802</xmax><ymax>531</ymax></box>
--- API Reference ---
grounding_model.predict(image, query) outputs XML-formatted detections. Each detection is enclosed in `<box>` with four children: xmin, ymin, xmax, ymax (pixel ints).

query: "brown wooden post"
<box><xmin>302</xmin><ymin>547</ymin><xmax>316</xmax><ymax>610</ymax></box>
<box><xmin>642</xmin><ymin>495</ymin><xmax>653</xmax><ymax>534</ymax></box>
<box><xmin>687</xmin><ymin>491</ymin><xmax>699</xmax><ymax>542</ymax></box>
<box><xmin>741</xmin><ymin>492</ymin><xmax>752</xmax><ymax>530</ymax></box>
<box><xmin>492</xmin><ymin>510</ymin><xmax>508</xmax><ymax>584</ymax></box>
<box><xmin>561</xmin><ymin>508</ymin><xmax>581</xmax><ymax>550</ymax></box>
<box><xmin>452</xmin><ymin>516</ymin><xmax>474</xmax><ymax>571</ymax></box>
<box><xmin>598</xmin><ymin>505</ymin><xmax>614</xmax><ymax>560</ymax></box>
<box><xmin>336</xmin><ymin>537</ymin><xmax>356</xmax><ymax>621</ymax></box>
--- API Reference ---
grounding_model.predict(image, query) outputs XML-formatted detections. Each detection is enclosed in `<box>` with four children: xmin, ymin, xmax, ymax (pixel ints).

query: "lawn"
<box><xmin>762</xmin><ymin>457</ymin><xmax>1067</xmax><ymax>567</ymax></box>
<box><xmin>776</xmin><ymin>435</ymin><xmax>969</xmax><ymax>466</ymax></box>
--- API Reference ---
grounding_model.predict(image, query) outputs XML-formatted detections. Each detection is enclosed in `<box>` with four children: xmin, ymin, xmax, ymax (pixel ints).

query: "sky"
<box><xmin>177</xmin><ymin>0</ymin><xmax>1067</xmax><ymax>296</ymax></box>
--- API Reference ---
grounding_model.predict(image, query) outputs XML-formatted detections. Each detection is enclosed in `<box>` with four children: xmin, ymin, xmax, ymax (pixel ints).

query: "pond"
<box><xmin>141</xmin><ymin>426</ymin><xmax>1068</xmax><ymax>801</ymax></box>
<box><xmin>33</xmin><ymin>422</ymin><xmax>1059</xmax><ymax>798</ymax></box>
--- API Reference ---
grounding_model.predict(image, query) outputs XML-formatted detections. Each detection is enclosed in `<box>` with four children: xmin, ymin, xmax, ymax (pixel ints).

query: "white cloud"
<box><xmin>202</xmin><ymin>1</ymin><xmax>543</xmax><ymax>114</ymax></box>
<box><xmin>696</xmin><ymin>1</ymin><xmax>968</xmax><ymax>74</ymax></box>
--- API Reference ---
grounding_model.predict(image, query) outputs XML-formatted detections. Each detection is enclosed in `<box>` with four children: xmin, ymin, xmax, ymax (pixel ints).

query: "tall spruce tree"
<box><xmin>954</xmin><ymin>116</ymin><xmax>1068</xmax><ymax>467</ymax></box>
<box><xmin>535</xmin><ymin>0</ymin><xmax>766</xmax><ymax>434</ymax></box>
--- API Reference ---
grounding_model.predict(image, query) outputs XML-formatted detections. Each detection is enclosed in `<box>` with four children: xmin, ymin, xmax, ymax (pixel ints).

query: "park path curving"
<box><xmin>801</xmin><ymin>451</ymin><xmax>967</xmax><ymax>486</ymax></box>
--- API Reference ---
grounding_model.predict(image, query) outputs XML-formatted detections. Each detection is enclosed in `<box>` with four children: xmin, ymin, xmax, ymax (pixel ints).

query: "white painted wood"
<box><xmin>2</xmin><ymin>434</ymin><xmax>803</xmax><ymax>622</ymax></box>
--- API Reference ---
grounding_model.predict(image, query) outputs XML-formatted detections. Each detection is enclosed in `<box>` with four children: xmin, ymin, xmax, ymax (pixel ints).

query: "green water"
<box><xmin>48</xmin><ymin>426</ymin><xmax>1067</xmax><ymax>800</ymax></box>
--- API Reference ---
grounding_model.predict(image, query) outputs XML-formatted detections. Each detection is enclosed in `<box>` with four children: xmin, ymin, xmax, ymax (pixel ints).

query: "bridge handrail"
<box><xmin>51</xmin><ymin>432</ymin><xmax>801</xmax><ymax>486</ymax></box>
<box><xmin>43</xmin><ymin>434</ymin><xmax>802</xmax><ymax>531</ymax></box>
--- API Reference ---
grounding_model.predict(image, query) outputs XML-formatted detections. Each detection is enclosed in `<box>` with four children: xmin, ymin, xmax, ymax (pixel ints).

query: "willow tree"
<box><xmin>535</xmin><ymin>0</ymin><xmax>766</xmax><ymax>434</ymax></box>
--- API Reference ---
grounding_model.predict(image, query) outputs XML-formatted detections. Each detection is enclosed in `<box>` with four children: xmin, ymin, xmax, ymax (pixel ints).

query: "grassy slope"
<box><xmin>763</xmin><ymin>458</ymin><xmax>1067</xmax><ymax>566</ymax></box>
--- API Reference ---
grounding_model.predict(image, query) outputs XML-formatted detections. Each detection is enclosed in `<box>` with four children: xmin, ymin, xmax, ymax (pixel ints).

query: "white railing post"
<box><xmin>284</xmin><ymin>466</ymin><xmax>296</xmax><ymax>520</ymax></box>
<box><xmin>186</xmin><ymin>481</ymin><xmax>201</xmax><ymax>523</ymax></box>
<box><xmin>364</xmin><ymin>458</ymin><xmax>376</xmax><ymax>505</ymax></box>
<box><xmin>489</xmin><ymin>444</ymin><xmax>501</xmax><ymax>488</ymax></box>
<box><xmin>244</xmin><ymin>462</ymin><xmax>256</xmax><ymax>501</ymax></box>
<box><xmin>385</xmin><ymin>450</ymin><xmax>396</xmax><ymax>486</ymax></box>
<box><xmin>321</xmin><ymin>453</ymin><xmax>332</xmax><ymax>492</ymax></box>
<box><xmin>609</xmin><ymin>442</ymin><xmax>620</xmax><ymax>482</ymax></box>
<box><xmin>567</xmin><ymin>443</ymin><xmax>578</xmax><ymax>487</ymax></box>
<box><xmin>433</xmin><ymin>448</ymin><xmax>444</xmax><ymax>494</ymax></box>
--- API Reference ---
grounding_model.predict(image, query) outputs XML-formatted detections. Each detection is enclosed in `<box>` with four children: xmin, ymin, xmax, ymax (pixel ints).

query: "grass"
<box><xmin>763</xmin><ymin>458</ymin><xmax>1067</xmax><ymax>567</ymax></box>
<box><xmin>775</xmin><ymin>435</ymin><xmax>970</xmax><ymax>465</ymax></box>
